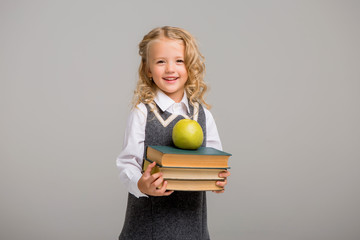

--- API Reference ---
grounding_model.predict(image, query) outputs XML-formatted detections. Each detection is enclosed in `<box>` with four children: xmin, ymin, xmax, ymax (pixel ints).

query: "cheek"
<box><xmin>183</xmin><ymin>71</ymin><xmax>189</xmax><ymax>80</ymax></box>
<box><xmin>152</xmin><ymin>66</ymin><xmax>164</xmax><ymax>76</ymax></box>
<box><xmin>179</xmin><ymin>66</ymin><xmax>188</xmax><ymax>76</ymax></box>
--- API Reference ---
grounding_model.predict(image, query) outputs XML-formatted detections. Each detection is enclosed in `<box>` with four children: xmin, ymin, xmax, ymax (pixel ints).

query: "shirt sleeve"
<box><xmin>116</xmin><ymin>103</ymin><xmax>148</xmax><ymax>198</ymax></box>
<box><xmin>203</xmin><ymin>107</ymin><xmax>223</xmax><ymax>151</ymax></box>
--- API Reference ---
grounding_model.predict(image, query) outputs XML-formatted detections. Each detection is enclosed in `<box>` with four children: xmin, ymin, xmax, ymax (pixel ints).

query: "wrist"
<box><xmin>137</xmin><ymin>178</ymin><xmax>147</xmax><ymax>195</ymax></box>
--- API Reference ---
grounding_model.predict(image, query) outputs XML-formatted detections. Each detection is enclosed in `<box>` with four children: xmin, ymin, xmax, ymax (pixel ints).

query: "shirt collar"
<box><xmin>154</xmin><ymin>89</ymin><xmax>190</xmax><ymax>114</ymax></box>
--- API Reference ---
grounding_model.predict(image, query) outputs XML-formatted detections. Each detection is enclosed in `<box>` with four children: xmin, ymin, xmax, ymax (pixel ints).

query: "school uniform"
<box><xmin>116</xmin><ymin>90</ymin><xmax>222</xmax><ymax>240</ymax></box>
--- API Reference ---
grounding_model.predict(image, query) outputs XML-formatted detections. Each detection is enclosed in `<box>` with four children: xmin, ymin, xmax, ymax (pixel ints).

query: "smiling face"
<box><xmin>147</xmin><ymin>38</ymin><xmax>188</xmax><ymax>102</ymax></box>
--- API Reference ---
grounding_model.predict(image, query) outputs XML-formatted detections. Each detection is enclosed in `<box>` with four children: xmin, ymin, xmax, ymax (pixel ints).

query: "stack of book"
<box><xmin>143</xmin><ymin>145</ymin><xmax>231</xmax><ymax>191</ymax></box>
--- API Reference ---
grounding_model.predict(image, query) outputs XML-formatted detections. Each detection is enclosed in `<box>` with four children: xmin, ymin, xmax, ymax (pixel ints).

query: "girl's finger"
<box><xmin>157</xmin><ymin>180</ymin><xmax>168</xmax><ymax>192</ymax></box>
<box><xmin>163</xmin><ymin>190</ymin><xmax>174</xmax><ymax>196</ymax></box>
<box><xmin>149</xmin><ymin>172</ymin><xmax>163</xmax><ymax>181</ymax></box>
<box><xmin>219</xmin><ymin>170</ymin><xmax>230</xmax><ymax>178</ymax></box>
<box><xmin>157</xmin><ymin>181</ymin><xmax>174</xmax><ymax>196</ymax></box>
<box><xmin>216</xmin><ymin>179</ymin><xmax>227</xmax><ymax>187</ymax></box>
<box><xmin>144</xmin><ymin>161</ymin><xmax>156</xmax><ymax>176</ymax></box>
<box><xmin>146</xmin><ymin>162</ymin><xmax>157</xmax><ymax>172</ymax></box>
<box><xmin>212</xmin><ymin>190</ymin><xmax>225</xmax><ymax>194</ymax></box>
<box><xmin>152</xmin><ymin>175</ymin><xmax>164</xmax><ymax>189</ymax></box>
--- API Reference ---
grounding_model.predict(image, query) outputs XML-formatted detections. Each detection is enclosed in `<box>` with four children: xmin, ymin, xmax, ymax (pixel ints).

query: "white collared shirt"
<box><xmin>116</xmin><ymin>90</ymin><xmax>222</xmax><ymax>198</ymax></box>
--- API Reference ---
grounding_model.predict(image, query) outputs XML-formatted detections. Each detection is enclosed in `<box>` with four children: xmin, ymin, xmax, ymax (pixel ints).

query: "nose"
<box><xmin>165</xmin><ymin>62</ymin><xmax>175</xmax><ymax>73</ymax></box>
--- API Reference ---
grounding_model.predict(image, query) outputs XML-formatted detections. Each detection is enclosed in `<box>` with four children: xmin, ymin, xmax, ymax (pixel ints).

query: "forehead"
<box><xmin>148</xmin><ymin>38</ymin><xmax>185</xmax><ymax>57</ymax></box>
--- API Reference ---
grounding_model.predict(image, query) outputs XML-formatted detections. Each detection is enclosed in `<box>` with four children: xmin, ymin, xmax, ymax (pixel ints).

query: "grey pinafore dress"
<box><xmin>119</xmin><ymin>102</ymin><xmax>210</xmax><ymax>240</ymax></box>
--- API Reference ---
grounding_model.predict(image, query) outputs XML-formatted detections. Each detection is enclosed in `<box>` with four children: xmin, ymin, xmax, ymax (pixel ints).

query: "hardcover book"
<box><xmin>160</xmin><ymin>179</ymin><xmax>224</xmax><ymax>191</ymax></box>
<box><xmin>143</xmin><ymin>158</ymin><xmax>227</xmax><ymax>180</ymax></box>
<box><xmin>146</xmin><ymin>145</ymin><xmax>231</xmax><ymax>168</ymax></box>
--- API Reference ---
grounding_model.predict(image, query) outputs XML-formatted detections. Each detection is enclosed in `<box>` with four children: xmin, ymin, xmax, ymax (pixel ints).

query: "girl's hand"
<box><xmin>213</xmin><ymin>170</ymin><xmax>231</xmax><ymax>194</ymax></box>
<box><xmin>138</xmin><ymin>162</ymin><xmax>174</xmax><ymax>196</ymax></box>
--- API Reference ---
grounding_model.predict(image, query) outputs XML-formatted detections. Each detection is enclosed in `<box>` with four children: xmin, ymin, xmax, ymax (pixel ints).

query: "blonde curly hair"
<box><xmin>132</xmin><ymin>26</ymin><xmax>210</xmax><ymax>109</ymax></box>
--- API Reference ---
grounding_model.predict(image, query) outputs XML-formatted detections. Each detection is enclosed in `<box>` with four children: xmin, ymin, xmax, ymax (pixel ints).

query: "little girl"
<box><xmin>116</xmin><ymin>26</ymin><xmax>230</xmax><ymax>240</ymax></box>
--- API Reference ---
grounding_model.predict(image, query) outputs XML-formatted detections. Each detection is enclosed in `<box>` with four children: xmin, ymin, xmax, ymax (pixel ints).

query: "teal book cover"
<box><xmin>148</xmin><ymin>146</ymin><xmax>232</xmax><ymax>156</ymax></box>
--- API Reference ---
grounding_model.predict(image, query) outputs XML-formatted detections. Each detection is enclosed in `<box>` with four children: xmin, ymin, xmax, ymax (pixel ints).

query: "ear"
<box><xmin>147</xmin><ymin>68</ymin><xmax>152</xmax><ymax>78</ymax></box>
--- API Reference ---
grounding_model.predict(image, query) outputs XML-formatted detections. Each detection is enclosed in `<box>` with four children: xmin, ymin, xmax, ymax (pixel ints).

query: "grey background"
<box><xmin>1</xmin><ymin>0</ymin><xmax>359</xmax><ymax>239</ymax></box>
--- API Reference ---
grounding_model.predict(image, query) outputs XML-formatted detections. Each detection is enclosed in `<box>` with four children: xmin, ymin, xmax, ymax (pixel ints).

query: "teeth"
<box><xmin>164</xmin><ymin>77</ymin><xmax>177</xmax><ymax>80</ymax></box>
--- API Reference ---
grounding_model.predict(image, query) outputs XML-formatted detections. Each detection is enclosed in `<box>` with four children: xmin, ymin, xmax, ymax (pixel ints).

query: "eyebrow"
<box><xmin>152</xmin><ymin>56</ymin><xmax>184</xmax><ymax>60</ymax></box>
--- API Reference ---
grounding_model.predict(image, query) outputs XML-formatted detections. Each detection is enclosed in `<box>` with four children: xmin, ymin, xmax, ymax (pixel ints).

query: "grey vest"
<box><xmin>119</xmin><ymin>102</ymin><xmax>210</xmax><ymax>240</ymax></box>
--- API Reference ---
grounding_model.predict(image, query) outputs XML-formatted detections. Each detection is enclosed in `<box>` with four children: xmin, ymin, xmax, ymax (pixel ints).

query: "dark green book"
<box><xmin>146</xmin><ymin>146</ymin><xmax>232</xmax><ymax>168</ymax></box>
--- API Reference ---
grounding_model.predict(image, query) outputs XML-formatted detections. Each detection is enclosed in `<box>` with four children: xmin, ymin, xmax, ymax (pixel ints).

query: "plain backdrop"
<box><xmin>1</xmin><ymin>1</ymin><xmax>360</xmax><ymax>240</ymax></box>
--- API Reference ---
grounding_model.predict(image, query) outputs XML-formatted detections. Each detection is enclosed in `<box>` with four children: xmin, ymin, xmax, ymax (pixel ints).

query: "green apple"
<box><xmin>172</xmin><ymin>119</ymin><xmax>204</xmax><ymax>149</ymax></box>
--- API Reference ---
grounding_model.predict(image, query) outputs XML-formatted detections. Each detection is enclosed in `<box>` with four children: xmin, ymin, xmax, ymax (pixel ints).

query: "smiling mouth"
<box><xmin>163</xmin><ymin>77</ymin><xmax>179</xmax><ymax>81</ymax></box>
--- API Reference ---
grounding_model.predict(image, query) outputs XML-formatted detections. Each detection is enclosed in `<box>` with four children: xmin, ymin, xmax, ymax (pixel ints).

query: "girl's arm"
<box><xmin>116</xmin><ymin>104</ymin><xmax>148</xmax><ymax>198</ymax></box>
<box><xmin>116</xmin><ymin>104</ymin><xmax>173</xmax><ymax>197</ymax></box>
<box><xmin>204</xmin><ymin>108</ymin><xmax>222</xmax><ymax>150</ymax></box>
<box><xmin>204</xmin><ymin>108</ymin><xmax>231</xmax><ymax>193</ymax></box>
